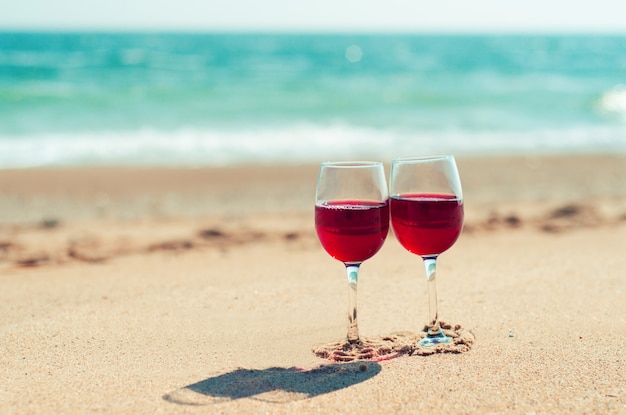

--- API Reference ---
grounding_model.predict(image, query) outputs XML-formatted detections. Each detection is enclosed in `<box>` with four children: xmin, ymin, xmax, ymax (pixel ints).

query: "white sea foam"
<box><xmin>598</xmin><ymin>84</ymin><xmax>626</xmax><ymax>119</ymax></box>
<box><xmin>1</xmin><ymin>123</ymin><xmax>625</xmax><ymax>168</ymax></box>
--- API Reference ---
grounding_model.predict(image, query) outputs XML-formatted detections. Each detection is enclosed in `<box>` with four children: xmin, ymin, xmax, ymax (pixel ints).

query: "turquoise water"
<box><xmin>1</xmin><ymin>32</ymin><xmax>625</xmax><ymax>167</ymax></box>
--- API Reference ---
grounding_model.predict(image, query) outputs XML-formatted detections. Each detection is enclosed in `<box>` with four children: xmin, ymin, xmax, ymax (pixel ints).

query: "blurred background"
<box><xmin>1</xmin><ymin>0</ymin><xmax>625</xmax><ymax>168</ymax></box>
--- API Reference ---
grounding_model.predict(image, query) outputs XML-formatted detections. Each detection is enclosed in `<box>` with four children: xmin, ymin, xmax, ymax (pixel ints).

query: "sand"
<box><xmin>1</xmin><ymin>154</ymin><xmax>625</xmax><ymax>414</ymax></box>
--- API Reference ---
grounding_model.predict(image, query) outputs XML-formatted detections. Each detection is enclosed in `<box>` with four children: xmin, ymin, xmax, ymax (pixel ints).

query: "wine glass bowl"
<box><xmin>315</xmin><ymin>200</ymin><xmax>389</xmax><ymax>263</ymax></box>
<box><xmin>315</xmin><ymin>161</ymin><xmax>389</xmax><ymax>344</ymax></box>
<box><xmin>389</xmin><ymin>155</ymin><xmax>464</xmax><ymax>347</ymax></box>
<box><xmin>390</xmin><ymin>193</ymin><xmax>463</xmax><ymax>257</ymax></box>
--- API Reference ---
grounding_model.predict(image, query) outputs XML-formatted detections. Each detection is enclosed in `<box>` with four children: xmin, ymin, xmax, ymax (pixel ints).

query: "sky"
<box><xmin>1</xmin><ymin>0</ymin><xmax>625</xmax><ymax>33</ymax></box>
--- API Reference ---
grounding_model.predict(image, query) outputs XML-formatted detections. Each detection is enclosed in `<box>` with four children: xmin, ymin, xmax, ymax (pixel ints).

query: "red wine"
<box><xmin>315</xmin><ymin>200</ymin><xmax>389</xmax><ymax>263</ymax></box>
<box><xmin>390</xmin><ymin>193</ymin><xmax>463</xmax><ymax>256</ymax></box>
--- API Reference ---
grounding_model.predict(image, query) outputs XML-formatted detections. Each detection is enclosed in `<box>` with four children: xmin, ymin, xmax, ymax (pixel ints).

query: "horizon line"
<box><xmin>2</xmin><ymin>27</ymin><xmax>626</xmax><ymax>36</ymax></box>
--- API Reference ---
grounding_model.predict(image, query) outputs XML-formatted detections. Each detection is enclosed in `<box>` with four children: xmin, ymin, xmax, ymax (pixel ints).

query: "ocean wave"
<box><xmin>1</xmin><ymin>124</ymin><xmax>625</xmax><ymax>168</ymax></box>
<box><xmin>597</xmin><ymin>84</ymin><xmax>626</xmax><ymax>119</ymax></box>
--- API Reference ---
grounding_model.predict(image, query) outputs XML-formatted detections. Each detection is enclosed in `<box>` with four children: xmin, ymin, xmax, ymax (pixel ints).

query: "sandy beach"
<box><xmin>1</xmin><ymin>154</ymin><xmax>625</xmax><ymax>414</ymax></box>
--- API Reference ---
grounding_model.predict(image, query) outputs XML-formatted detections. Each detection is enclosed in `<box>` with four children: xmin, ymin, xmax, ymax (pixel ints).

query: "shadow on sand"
<box><xmin>163</xmin><ymin>361</ymin><xmax>381</xmax><ymax>405</ymax></box>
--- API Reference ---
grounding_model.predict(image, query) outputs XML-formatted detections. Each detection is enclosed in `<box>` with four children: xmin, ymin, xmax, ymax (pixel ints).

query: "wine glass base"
<box><xmin>418</xmin><ymin>334</ymin><xmax>452</xmax><ymax>347</ymax></box>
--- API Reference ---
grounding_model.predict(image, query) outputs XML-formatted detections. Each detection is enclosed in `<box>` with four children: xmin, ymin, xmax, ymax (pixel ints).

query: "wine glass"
<box><xmin>389</xmin><ymin>155</ymin><xmax>464</xmax><ymax>347</ymax></box>
<box><xmin>315</xmin><ymin>161</ymin><xmax>389</xmax><ymax>344</ymax></box>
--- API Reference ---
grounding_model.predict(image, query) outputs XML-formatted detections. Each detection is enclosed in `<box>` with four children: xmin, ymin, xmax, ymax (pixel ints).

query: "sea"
<box><xmin>1</xmin><ymin>32</ymin><xmax>625</xmax><ymax>168</ymax></box>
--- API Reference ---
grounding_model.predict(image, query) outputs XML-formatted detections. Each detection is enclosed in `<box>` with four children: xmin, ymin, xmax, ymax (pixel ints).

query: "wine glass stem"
<box><xmin>423</xmin><ymin>256</ymin><xmax>443</xmax><ymax>337</ymax></box>
<box><xmin>346</xmin><ymin>263</ymin><xmax>360</xmax><ymax>344</ymax></box>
